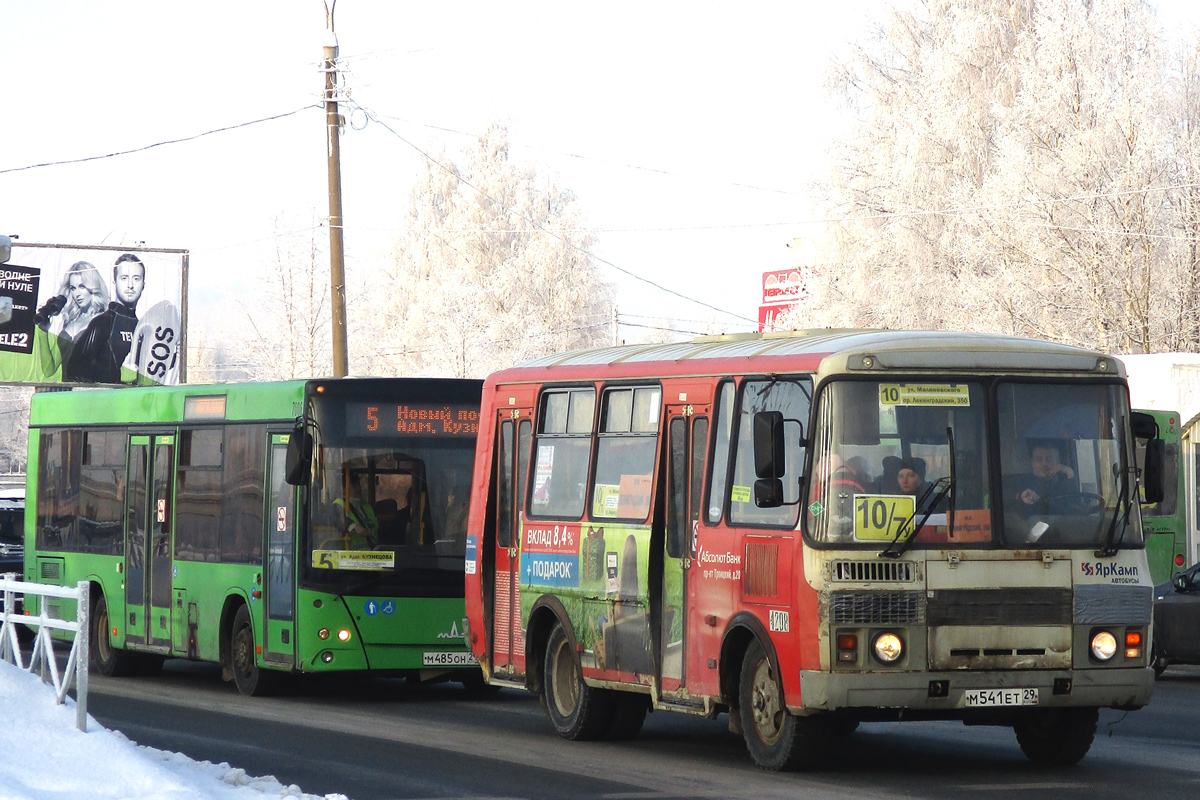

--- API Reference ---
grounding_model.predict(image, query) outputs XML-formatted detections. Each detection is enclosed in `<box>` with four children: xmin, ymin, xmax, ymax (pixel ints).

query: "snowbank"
<box><xmin>0</xmin><ymin>662</ymin><xmax>348</xmax><ymax>800</ymax></box>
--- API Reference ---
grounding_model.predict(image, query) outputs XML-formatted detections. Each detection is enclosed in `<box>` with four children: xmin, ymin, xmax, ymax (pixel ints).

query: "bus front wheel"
<box><xmin>91</xmin><ymin>593</ymin><xmax>137</xmax><ymax>677</ymax></box>
<box><xmin>542</xmin><ymin>621</ymin><xmax>613</xmax><ymax>740</ymax></box>
<box><xmin>1014</xmin><ymin>707</ymin><xmax>1098</xmax><ymax>765</ymax></box>
<box><xmin>739</xmin><ymin>639</ymin><xmax>824</xmax><ymax>771</ymax></box>
<box><xmin>230</xmin><ymin>605</ymin><xmax>279</xmax><ymax>697</ymax></box>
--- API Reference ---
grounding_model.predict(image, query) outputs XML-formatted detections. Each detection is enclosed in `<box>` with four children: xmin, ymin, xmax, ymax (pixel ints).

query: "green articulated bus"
<box><xmin>25</xmin><ymin>377</ymin><xmax>483</xmax><ymax>695</ymax></box>
<box><xmin>1135</xmin><ymin>409</ymin><xmax>1185</xmax><ymax>585</ymax></box>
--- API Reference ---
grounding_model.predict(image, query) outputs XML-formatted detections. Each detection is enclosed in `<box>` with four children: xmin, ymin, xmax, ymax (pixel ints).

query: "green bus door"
<box><xmin>125</xmin><ymin>434</ymin><xmax>175</xmax><ymax>651</ymax></box>
<box><xmin>264</xmin><ymin>436</ymin><xmax>296</xmax><ymax>665</ymax></box>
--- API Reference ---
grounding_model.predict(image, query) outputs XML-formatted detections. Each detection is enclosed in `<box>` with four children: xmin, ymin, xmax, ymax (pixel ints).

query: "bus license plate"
<box><xmin>965</xmin><ymin>688</ymin><xmax>1039</xmax><ymax>707</ymax></box>
<box><xmin>423</xmin><ymin>651</ymin><xmax>479</xmax><ymax>667</ymax></box>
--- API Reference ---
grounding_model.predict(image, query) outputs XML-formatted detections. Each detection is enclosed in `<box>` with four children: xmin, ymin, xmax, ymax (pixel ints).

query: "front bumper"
<box><xmin>796</xmin><ymin>667</ymin><xmax>1154</xmax><ymax>716</ymax></box>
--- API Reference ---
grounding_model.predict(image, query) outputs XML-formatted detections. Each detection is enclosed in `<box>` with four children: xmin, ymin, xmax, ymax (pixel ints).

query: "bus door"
<box><xmin>661</xmin><ymin>399</ymin><xmax>710</xmax><ymax>698</ymax></box>
<box><xmin>125</xmin><ymin>434</ymin><xmax>175</xmax><ymax>650</ymax></box>
<box><xmin>492</xmin><ymin>407</ymin><xmax>532</xmax><ymax>677</ymax></box>
<box><xmin>263</xmin><ymin>434</ymin><xmax>295</xmax><ymax>665</ymax></box>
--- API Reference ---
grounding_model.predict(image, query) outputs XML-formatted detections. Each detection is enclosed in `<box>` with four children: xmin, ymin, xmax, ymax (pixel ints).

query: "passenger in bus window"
<box><xmin>881</xmin><ymin>456</ymin><xmax>928</xmax><ymax>496</ymax></box>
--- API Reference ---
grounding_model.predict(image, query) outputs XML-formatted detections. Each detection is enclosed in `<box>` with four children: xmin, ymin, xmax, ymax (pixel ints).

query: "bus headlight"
<box><xmin>1090</xmin><ymin>631</ymin><xmax>1118</xmax><ymax>661</ymax></box>
<box><xmin>873</xmin><ymin>632</ymin><xmax>903</xmax><ymax>664</ymax></box>
<box><xmin>318</xmin><ymin>628</ymin><xmax>330</xmax><ymax>640</ymax></box>
<box><xmin>337</xmin><ymin>628</ymin><xmax>352</xmax><ymax>642</ymax></box>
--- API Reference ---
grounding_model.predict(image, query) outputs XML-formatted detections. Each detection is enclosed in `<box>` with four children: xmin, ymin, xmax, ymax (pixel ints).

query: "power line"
<box><xmin>368</xmin><ymin>112</ymin><xmax>814</xmax><ymax>198</ymax></box>
<box><xmin>618</xmin><ymin>321</ymin><xmax>711</xmax><ymax>336</ymax></box>
<box><xmin>352</xmin><ymin>102</ymin><xmax>757</xmax><ymax>325</ymax></box>
<box><xmin>0</xmin><ymin>107</ymin><xmax>319</xmax><ymax>175</ymax></box>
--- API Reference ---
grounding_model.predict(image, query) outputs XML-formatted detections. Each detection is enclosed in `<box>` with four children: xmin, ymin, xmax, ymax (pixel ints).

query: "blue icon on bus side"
<box><xmin>364</xmin><ymin>599</ymin><xmax>380</xmax><ymax>616</ymax></box>
<box><xmin>382</xmin><ymin>600</ymin><xmax>395</xmax><ymax>615</ymax></box>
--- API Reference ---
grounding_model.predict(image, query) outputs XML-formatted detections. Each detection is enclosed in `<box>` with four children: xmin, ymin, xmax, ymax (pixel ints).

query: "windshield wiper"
<box><xmin>881</xmin><ymin>426</ymin><xmax>957</xmax><ymax>559</ymax></box>
<box><xmin>881</xmin><ymin>478</ymin><xmax>952</xmax><ymax>559</ymax></box>
<box><xmin>1097</xmin><ymin>416</ymin><xmax>1133</xmax><ymax>558</ymax></box>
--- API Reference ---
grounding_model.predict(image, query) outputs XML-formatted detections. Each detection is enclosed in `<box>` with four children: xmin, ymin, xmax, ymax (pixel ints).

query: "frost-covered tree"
<box><xmin>0</xmin><ymin>387</ymin><xmax>32</xmax><ymax>474</ymax></box>
<box><xmin>233</xmin><ymin>216</ymin><xmax>334</xmax><ymax>380</ymax></box>
<box><xmin>807</xmin><ymin>0</ymin><xmax>1199</xmax><ymax>354</ymax></box>
<box><xmin>354</xmin><ymin>123</ymin><xmax>613</xmax><ymax>378</ymax></box>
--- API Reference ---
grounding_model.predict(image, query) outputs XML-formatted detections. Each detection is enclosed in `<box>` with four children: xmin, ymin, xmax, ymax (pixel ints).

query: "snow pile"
<box><xmin>0</xmin><ymin>661</ymin><xmax>347</xmax><ymax>800</ymax></box>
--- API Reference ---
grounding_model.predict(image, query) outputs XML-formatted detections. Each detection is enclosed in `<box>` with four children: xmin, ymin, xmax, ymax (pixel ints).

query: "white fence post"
<box><xmin>0</xmin><ymin>574</ymin><xmax>91</xmax><ymax>732</ymax></box>
<box><xmin>75</xmin><ymin>580</ymin><xmax>89</xmax><ymax>732</ymax></box>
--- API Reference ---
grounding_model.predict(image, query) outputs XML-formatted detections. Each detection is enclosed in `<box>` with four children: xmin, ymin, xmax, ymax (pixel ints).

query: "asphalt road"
<box><xmin>80</xmin><ymin>660</ymin><xmax>1200</xmax><ymax>800</ymax></box>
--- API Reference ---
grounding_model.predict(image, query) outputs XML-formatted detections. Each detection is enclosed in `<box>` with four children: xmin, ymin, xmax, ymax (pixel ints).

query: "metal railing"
<box><xmin>0</xmin><ymin>574</ymin><xmax>89</xmax><ymax>731</ymax></box>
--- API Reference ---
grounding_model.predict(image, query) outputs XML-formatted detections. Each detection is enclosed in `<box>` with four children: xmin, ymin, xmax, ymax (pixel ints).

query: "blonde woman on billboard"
<box><xmin>33</xmin><ymin>260</ymin><xmax>110</xmax><ymax>381</ymax></box>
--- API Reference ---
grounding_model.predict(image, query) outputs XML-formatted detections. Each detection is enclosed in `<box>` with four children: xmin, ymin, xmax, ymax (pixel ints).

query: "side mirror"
<box><xmin>1142</xmin><ymin>437</ymin><xmax>1165</xmax><ymax>505</ymax></box>
<box><xmin>1175</xmin><ymin>573</ymin><xmax>1190</xmax><ymax>592</ymax></box>
<box><xmin>284</xmin><ymin>425</ymin><xmax>313</xmax><ymax>486</ymax></box>
<box><xmin>754</xmin><ymin>478</ymin><xmax>784</xmax><ymax>508</ymax></box>
<box><xmin>753</xmin><ymin>411</ymin><xmax>785</xmax><ymax>508</ymax></box>
<box><xmin>1130</xmin><ymin>411</ymin><xmax>1159</xmax><ymax>441</ymax></box>
<box><xmin>754</xmin><ymin>411</ymin><xmax>785</xmax><ymax>480</ymax></box>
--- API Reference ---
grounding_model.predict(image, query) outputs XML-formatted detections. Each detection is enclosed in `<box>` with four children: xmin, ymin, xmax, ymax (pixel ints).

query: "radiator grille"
<box><xmin>743</xmin><ymin>542</ymin><xmax>779</xmax><ymax>597</ymax></box>
<box><xmin>39</xmin><ymin>560</ymin><xmax>62</xmax><ymax>582</ymax></box>
<box><xmin>829</xmin><ymin>591</ymin><xmax>925</xmax><ymax>625</ymax></box>
<box><xmin>927</xmin><ymin>588</ymin><xmax>1071</xmax><ymax>626</ymax></box>
<box><xmin>830</xmin><ymin>560</ymin><xmax>914</xmax><ymax>583</ymax></box>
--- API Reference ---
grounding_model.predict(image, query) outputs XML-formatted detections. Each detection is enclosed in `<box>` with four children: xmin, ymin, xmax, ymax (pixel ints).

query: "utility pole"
<box><xmin>324</xmin><ymin>0</ymin><xmax>349</xmax><ymax>377</ymax></box>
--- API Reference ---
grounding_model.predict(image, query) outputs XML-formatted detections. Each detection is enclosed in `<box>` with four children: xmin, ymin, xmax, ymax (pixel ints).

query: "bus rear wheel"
<box><xmin>1014</xmin><ymin>707</ymin><xmax>1098</xmax><ymax>765</ymax></box>
<box><xmin>543</xmin><ymin>621</ymin><xmax>614</xmax><ymax>740</ymax></box>
<box><xmin>606</xmin><ymin>692</ymin><xmax>649</xmax><ymax>740</ymax></box>
<box><xmin>739</xmin><ymin>639</ymin><xmax>824</xmax><ymax>771</ymax></box>
<box><xmin>90</xmin><ymin>593</ymin><xmax>138</xmax><ymax>677</ymax></box>
<box><xmin>230</xmin><ymin>605</ymin><xmax>279</xmax><ymax>697</ymax></box>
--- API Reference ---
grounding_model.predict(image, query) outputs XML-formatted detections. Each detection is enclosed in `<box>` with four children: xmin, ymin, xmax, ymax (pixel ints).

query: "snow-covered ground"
<box><xmin>0</xmin><ymin>661</ymin><xmax>347</xmax><ymax>800</ymax></box>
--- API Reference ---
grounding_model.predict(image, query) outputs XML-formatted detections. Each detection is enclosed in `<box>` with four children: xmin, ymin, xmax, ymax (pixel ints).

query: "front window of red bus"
<box><xmin>299</xmin><ymin>384</ymin><xmax>480</xmax><ymax>597</ymax></box>
<box><xmin>804</xmin><ymin>379</ymin><xmax>1142</xmax><ymax>551</ymax></box>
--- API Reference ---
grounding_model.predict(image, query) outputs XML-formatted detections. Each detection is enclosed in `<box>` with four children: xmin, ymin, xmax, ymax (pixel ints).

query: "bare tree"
<box><xmin>234</xmin><ymin>215</ymin><xmax>333</xmax><ymax>380</ymax></box>
<box><xmin>354</xmin><ymin>123</ymin><xmax>613</xmax><ymax>378</ymax></box>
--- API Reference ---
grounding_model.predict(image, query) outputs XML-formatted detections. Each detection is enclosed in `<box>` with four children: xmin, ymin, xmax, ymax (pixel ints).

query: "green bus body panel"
<box><xmin>1136</xmin><ymin>409</ymin><xmax>1186</xmax><ymax>585</ymax></box>
<box><xmin>24</xmin><ymin>379</ymin><xmax>476</xmax><ymax>678</ymax></box>
<box><xmin>28</xmin><ymin>381</ymin><xmax>307</xmax><ymax>427</ymax></box>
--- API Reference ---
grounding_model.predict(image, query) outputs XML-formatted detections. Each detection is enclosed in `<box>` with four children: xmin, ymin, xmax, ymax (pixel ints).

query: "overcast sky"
<box><xmin>3</xmin><ymin>1</ymin><xmax>1197</xmax><ymax>347</ymax></box>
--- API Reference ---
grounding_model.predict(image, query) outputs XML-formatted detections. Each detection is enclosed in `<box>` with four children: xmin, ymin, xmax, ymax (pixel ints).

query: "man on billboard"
<box><xmin>66</xmin><ymin>253</ymin><xmax>145</xmax><ymax>383</ymax></box>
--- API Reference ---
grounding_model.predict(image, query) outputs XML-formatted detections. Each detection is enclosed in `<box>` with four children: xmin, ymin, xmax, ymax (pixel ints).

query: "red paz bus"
<box><xmin>463</xmin><ymin>330</ymin><xmax>1159</xmax><ymax>770</ymax></box>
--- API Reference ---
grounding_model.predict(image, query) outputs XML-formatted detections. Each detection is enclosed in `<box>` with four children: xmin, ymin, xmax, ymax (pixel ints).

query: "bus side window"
<box><xmin>591</xmin><ymin>386</ymin><xmax>660</xmax><ymax>522</ymax></box>
<box><xmin>497</xmin><ymin>420</ymin><xmax>514</xmax><ymax>548</ymax></box>
<box><xmin>529</xmin><ymin>388</ymin><xmax>595</xmax><ymax>520</ymax></box>
<box><xmin>706</xmin><ymin>381</ymin><xmax>735</xmax><ymax>524</ymax></box>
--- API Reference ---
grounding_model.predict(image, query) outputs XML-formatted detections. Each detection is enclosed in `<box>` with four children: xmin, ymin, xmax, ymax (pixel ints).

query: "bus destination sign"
<box><xmin>345</xmin><ymin>402</ymin><xmax>480</xmax><ymax>437</ymax></box>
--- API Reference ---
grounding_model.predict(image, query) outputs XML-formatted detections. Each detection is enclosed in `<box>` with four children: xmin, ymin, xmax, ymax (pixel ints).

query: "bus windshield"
<box><xmin>805</xmin><ymin>379</ymin><xmax>1141</xmax><ymax>550</ymax></box>
<box><xmin>302</xmin><ymin>387</ymin><xmax>480</xmax><ymax>597</ymax></box>
<box><xmin>997</xmin><ymin>382</ymin><xmax>1140</xmax><ymax>550</ymax></box>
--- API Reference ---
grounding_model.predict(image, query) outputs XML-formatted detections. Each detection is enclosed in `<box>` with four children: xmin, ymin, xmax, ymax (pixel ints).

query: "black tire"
<box><xmin>828</xmin><ymin>716</ymin><xmax>860</xmax><ymax>736</ymax></box>
<box><xmin>739</xmin><ymin>639</ymin><xmax>825</xmax><ymax>771</ymax></box>
<box><xmin>90</xmin><ymin>593</ymin><xmax>138</xmax><ymax>677</ymax></box>
<box><xmin>1151</xmin><ymin>642</ymin><xmax>1168</xmax><ymax>677</ymax></box>
<box><xmin>1014</xmin><ymin>707</ymin><xmax>1098</xmax><ymax>765</ymax></box>
<box><xmin>458</xmin><ymin>669</ymin><xmax>501</xmax><ymax>694</ymax></box>
<box><xmin>135</xmin><ymin>654</ymin><xmax>166</xmax><ymax>676</ymax></box>
<box><xmin>230</xmin><ymin>605</ymin><xmax>280</xmax><ymax>697</ymax></box>
<box><xmin>606</xmin><ymin>692</ymin><xmax>649</xmax><ymax>740</ymax></box>
<box><xmin>542</xmin><ymin>621</ymin><xmax>614</xmax><ymax>740</ymax></box>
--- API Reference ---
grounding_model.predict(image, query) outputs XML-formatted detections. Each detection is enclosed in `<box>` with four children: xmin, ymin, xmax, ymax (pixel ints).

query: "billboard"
<box><xmin>0</xmin><ymin>243</ymin><xmax>187</xmax><ymax>386</ymax></box>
